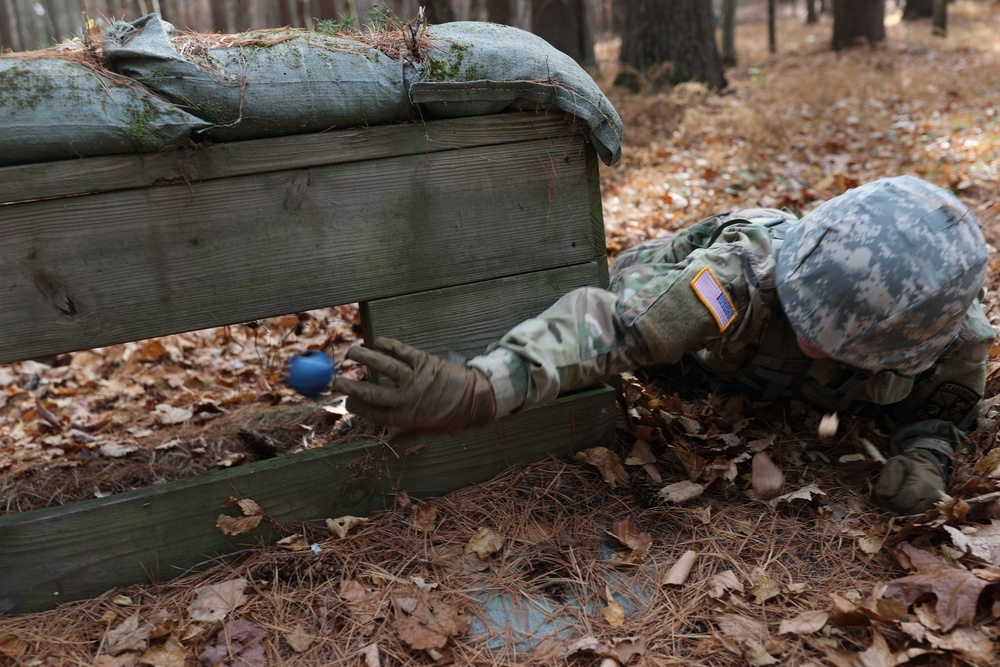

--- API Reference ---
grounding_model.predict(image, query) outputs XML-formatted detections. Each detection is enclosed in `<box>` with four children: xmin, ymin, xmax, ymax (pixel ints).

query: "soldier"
<box><xmin>334</xmin><ymin>176</ymin><xmax>995</xmax><ymax>515</ymax></box>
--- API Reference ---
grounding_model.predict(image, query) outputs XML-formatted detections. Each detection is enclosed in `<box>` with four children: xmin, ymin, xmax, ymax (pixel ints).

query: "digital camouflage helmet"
<box><xmin>776</xmin><ymin>176</ymin><xmax>987</xmax><ymax>376</ymax></box>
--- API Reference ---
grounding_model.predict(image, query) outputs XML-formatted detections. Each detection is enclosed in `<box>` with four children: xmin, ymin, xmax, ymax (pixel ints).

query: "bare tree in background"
<box><xmin>618</xmin><ymin>0</ymin><xmax>726</xmax><ymax>91</ymax></box>
<box><xmin>423</xmin><ymin>0</ymin><xmax>456</xmax><ymax>23</ymax></box>
<box><xmin>902</xmin><ymin>0</ymin><xmax>933</xmax><ymax>19</ymax></box>
<box><xmin>932</xmin><ymin>0</ymin><xmax>947</xmax><ymax>36</ymax></box>
<box><xmin>721</xmin><ymin>0</ymin><xmax>736</xmax><ymax>66</ymax></box>
<box><xmin>531</xmin><ymin>0</ymin><xmax>595</xmax><ymax>68</ymax></box>
<box><xmin>485</xmin><ymin>0</ymin><xmax>515</xmax><ymax>24</ymax></box>
<box><xmin>806</xmin><ymin>0</ymin><xmax>819</xmax><ymax>23</ymax></box>
<box><xmin>768</xmin><ymin>0</ymin><xmax>776</xmax><ymax>53</ymax></box>
<box><xmin>831</xmin><ymin>0</ymin><xmax>884</xmax><ymax>50</ymax></box>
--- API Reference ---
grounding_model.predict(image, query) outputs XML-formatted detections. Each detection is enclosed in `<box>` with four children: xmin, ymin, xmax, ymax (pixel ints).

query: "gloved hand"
<box><xmin>873</xmin><ymin>448</ymin><xmax>948</xmax><ymax>515</ymax></box>
<box><xmin>332</xmin><ymin>337</ymin><xmax>496</xmax><ymax>441</ymax></box>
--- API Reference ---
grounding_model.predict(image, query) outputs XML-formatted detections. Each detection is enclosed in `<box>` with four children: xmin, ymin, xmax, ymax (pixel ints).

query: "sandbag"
<box><xmin>0</xmin><ymin>52</ymin><xmax>209</xmax><ymax>167</ymax></box>
<box><xmin>103</xmin><ymin>14</ymin><xmax>417</xmax><ymax>142</ymax></box>
<box><xmin>410</xmin><ymin>22</ymin><xmax>623</xmax><ymax>165</ymax></box>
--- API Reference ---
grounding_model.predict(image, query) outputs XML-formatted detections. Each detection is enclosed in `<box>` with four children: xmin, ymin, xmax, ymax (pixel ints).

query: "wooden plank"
<box><xmin>363</xmin><ymin>262</ymin><xmax>606</xmax><ymax>361</ymax></box>
<box><xmin>0</xmin><ymin>386</ymin><xmax>617</xmax><ymax>613</ymax></box>
<box><xmin>0</xmin><ymin>112</ymin><xmax>579</xmax><ymax>204</ymax></box>
<box><xmin>0</xmin><ymin>135</ymin><xmax>599</xmax><ymax>364</ymax></box>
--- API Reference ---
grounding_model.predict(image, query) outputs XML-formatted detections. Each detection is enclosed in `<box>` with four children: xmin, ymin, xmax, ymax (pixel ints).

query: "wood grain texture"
<box><xmin>0</xmin><ymin>386</ymin><xmax>616</xmax><ymax>613</ymax></box>
<box><xmin>0</xmin><ymin>136</ymin><xmax>598</xmax><ymax>363</ymax></box>
<box><xmin>0</xmin><ymin>113</ymin><xmax>579</xmax><ymax>205</ymax></box>
<box><xmin>363</xmin><ymin>262</ymin><xmax>607</xmax><ymax>360</ymax></box>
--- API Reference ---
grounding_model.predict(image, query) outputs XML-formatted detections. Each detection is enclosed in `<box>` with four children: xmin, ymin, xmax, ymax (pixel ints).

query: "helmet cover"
<box><xmin>776</xmin><ymin>176</ymin><xmax>987</xmax><ymax>376</ymax></box>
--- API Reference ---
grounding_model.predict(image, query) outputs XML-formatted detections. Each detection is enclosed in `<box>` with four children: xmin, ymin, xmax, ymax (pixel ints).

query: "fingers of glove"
<box><xmin>371</xmin><ymin>337</ymin><xmax>433</xmax><ymax>370</ymax></box>
<box><xmin>874</xmin><ymin>454</ymin><xmax>945</xmax><ymax>515</ymax></box>
<box><xmin>334</xmin><ymin>377</ymin><xmax>407</xmax><ymax>409</ymax></box>
<box><xmin>873</xmin><ymin>456</ymin><xmax>910</xmax><ymax>498</ymax></box>
<box><xmin>345</xmin><ymin>345</ymin><xmax>413</xmax><ymax>384</ymax></box>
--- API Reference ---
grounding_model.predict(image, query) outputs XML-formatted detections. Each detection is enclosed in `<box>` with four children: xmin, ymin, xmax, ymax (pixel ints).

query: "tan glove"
<box><xmin>873</xmin><ymin>448</ymin><xmax>947</xmax><ymax>515</ymax></box>
<box><xmin>333</xmin><ymin>337</ymin><xmax>496</xmax><ymax>440</ymax></box>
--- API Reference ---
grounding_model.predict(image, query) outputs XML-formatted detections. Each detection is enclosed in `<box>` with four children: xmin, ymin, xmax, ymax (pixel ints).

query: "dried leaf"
<box><xmin>360</xmin><ymin>643</ymin><xmax>381</xmax><ymax>667</ymax></box>
<box><xmin>187</xmin><ymin>578</ymin><xmax>248</xmax><ymax>622</ymax></box>
<box><xmin>924</xmin><ymin>626</ymin><xmax>998</xmax><ymax>667</ymax></box>
<box><xmin>326</xmin><ymin>515</ymin><xmax>368</xmax><ymax>539</ymax></box>
<box><xmin>662</xmin><ymin>550</ymin><xmax>698</xmax><ymax>586</ymax></box>
<box><xmin>340</xmin><ymin>579</ymin><xmax>367</xmax><ymax>602</ymax></box>
<box><xmin>624</xmin><ymin>439</ymin><xmax>656</xmax><ymax>465</ymax></box>
<box><xmin>106</xmin><ymin>613</ymin><xmax>149</xmax><ymax>655</ymax></box>
<box><xmin>215</xmin><ymin>513</ymin><xmax>262</xmax><ymax>536</ymax></box>
<box><xmin>100</xmin><ymin>441</ymin><xmax>138</xmax><ymax>458</ymax></box>
<box><xmin>276</xmin><ymin>534</ymin><xmax>311</xmax><ymax>551</ymax></box>
<box><xmin>751</xmin><ymin>452</ymin><xmax>784</xmax><ymax>499</ymax></box>
<box><xmin>708</xmin><ymin>570</ymin><xmax>745</xmax><ymax>599</ymax></box>
<box><xmin>767</xmin><ymin>484</ymin><xmax>826</xmax><ymax>510</ymax></box>
<box><xmin>659</xmin><ymin>480</ymin><xmax>704</xmax><ymax>504</ymax></box>
<box><xmin>748</xmin><ymin>568</ymin><xmax>781</xmax><ymax>605</ymax></box>
<box><xmin>138</xmin><ymin>635</ymin><xmax>188</xmax><ymax>667</ymax></box>
<box><xmin>284</xmin><ymin>625</ymin><xmax>313</xmax><ymax>653</ymax></box>
<box><xmin>151</xmin><ymin>403</ymin><xmax>193</xmax><ymax>425</ymax></box>
<box><xmin>882</xmin><ymin>543</ymin><xmax>993</xmax><ymax>631</ymax></box>
<box><xmin>601</xmin><ymin>588</ymin><xmax>625</xmax><ymax>627</ymax></box>
<box><xmin>716</xmin><ymin>613</ymin><xmax>769</xmax><ymax>644</ymax></box>
<box><xmin>464</xmin><ymin>527</ymin><xmax>506</xmax><ymax>560</ymax></box>
<box><xmin>818</xmin><ymin>412</ymin><xmax>839</xmax><ymax>438</ymax></box>
<box><xmin>608</xmin><ymin>516</ymin><xmax>653</xmax><ymax>556</ymax></box>
<box><xmin>943</xmin><ymin>519</ymin><xmax>1000</xmax><ymax>565</ymax></box>
<box><xmin>412</xmin><ymin>502</ymin><xmax>438</xmax><ymax>532</ymax></box>
<box><xmin>742</xmin><ymin>640</ymin><xmax>779</xmax><ymax>666</ymax></box>
<box><xmin>859</xmin><ymin>521</ymin><xmax>891</xmax><ymax>554</ymax></box>
<box><xmin>197</xmin><ymin>619</ymin><xmax>265</xmax><ymax>667</ymax></box>
<box><xmin>393</xmin><ymin>595</ymin><xmax>469</xmax><ymax>650</ymax></box>
<box><xmin>822</xmin><ymin>628</ymin><xmax>930</xmax><ymax>667</ymax></box>
<box><xmin>575</xmin><ymin>446</ymin><xmax>629</xmax><ymax>488</ymax></box>
<box><xmin>778</xmin><ymin>610</ymin><xmax>829</xmax><ymax>635</ymax></box>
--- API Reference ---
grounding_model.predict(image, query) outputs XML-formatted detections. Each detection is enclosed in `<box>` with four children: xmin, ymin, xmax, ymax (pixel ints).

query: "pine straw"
<box><xmin>0</xmin><ymin>416</ymin><xmax>912</xmax><ymax>666</ymax></box>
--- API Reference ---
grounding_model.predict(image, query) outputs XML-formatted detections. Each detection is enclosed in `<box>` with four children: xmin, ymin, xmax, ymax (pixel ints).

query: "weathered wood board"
<box><xmin>0</xmin><ymin>111</ymin><xmax>617</xmax><ymax>614</ymax></box>
<box><xmin>0</xmin><ymin>387</ymin><xmax>616</xmax><ymax>614</ymax></box>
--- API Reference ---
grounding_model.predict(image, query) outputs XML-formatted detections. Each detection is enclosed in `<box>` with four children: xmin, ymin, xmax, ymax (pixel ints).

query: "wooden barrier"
<box><xmin>0</xmin><ymin>111</ymin><xmax>617</xmax><ymax>613</ymax></box>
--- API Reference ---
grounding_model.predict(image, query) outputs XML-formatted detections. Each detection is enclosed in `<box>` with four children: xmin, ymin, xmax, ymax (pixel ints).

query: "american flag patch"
<box><xmin>690</xmin><ymin>266</ymin><xmax>737</xmax><ymax>331</ymax></box>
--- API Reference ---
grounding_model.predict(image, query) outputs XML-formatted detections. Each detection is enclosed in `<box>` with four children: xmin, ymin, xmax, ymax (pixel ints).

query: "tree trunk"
<box><xmin>468</xmin><ymin>0</ymin><xmax>487</xmax><ymax>20</ymax></box>
<box><xmin>619</xmin><ymin>0</ymin><xmax>673</xmax><ymax>74</ymax></box>
<box><xmin>485</xmin><ymin>0</ymin><xmax>515</xmax><ymax>24</ymax></box>
<box><xmin>619</xmin><ymin>0</ymin><xmax>726</xmax><ymax>90</ymax></box>
<box><xmin>721</xmin><ymin>0</ymin><xmax>736</xmax><ymax>67</ymax></box>
<box><xmin>531</xmin><ymin>0</ymin><xmax>595</xmax><ymax>67</ymax></box>
<box><xmin>931</xmin><ymin>0</ymin><xmax>947</xmax><ymax>36</ymax></box>
<box><xmin>768</xmin><ymin>0</ymin><xmax>776</xmax><ymax>53</ymax></box>
<box><xmin>806</xmin><ymin>0</ymin><xmax>819</xmax><ymax>24</ymax></box>
<box><xmin>831</xmin><ymin>0</ymin><xmax>884</xmax><ymax>50</ymax></box>
<box><xmin>423</xmin><ymin>0</ymin><xmax>457</xmax><ymax>23</ymax></box>
<box><xmin>902</xmin><ymin>0</ymin><xmax>933</xmax><ymax>20</ymax></box>
<box><xmin>0</xmin><ymin>0</ymin><xmax>19</xmax><ymax>51</ymax></box>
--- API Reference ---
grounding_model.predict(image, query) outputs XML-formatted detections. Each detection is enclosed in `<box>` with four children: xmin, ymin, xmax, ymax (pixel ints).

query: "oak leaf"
<box><xmin>187</xmin><ymin>578</ymin><xmax>248</xmax><ymax>622</ymax></box>
<box><xmin>197</xmin><ymin>620</ymin><xmax>265</xmax><ymax>667</ymax></box>
<box><xmin>575</xmin><ymin>447</ymin><xmax>629</xmax><ymax>488</ymax></box>
<box><xmin>882</xmin><ymin>543</ymin><xmax>993</xmax><ymax>631</ymax></box>
<box><xmin>393</xmin><ymin>594</ymin><xmax>469</xmax><ymax>650</ymax></box>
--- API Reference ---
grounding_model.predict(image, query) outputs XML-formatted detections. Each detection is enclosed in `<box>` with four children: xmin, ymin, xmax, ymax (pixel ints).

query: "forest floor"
<box><xmin>2</xmin><ymin>2</ymin><xmax>1000</xmax><ymax>666</ymax></box>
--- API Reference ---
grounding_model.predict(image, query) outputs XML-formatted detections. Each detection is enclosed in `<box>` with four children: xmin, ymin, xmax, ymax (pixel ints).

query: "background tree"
<box><xmin>932</xmin><ymin>0</ymin><xmax>947</xmax><ymax>35</ymax></box>
<box><xmin>423</xmin><ymin>0</ymin><xmax>456</xmax><ymax>23</ymax></box>
<box><xmin>806</xmin><ymin>0</ymin><xmax>819</xmax><ymax>23</ymax></box>
<box><xmin>903</xmin><ymin>0</ymin><xmax>934</xmax><ymax>19</ymax></box>
<box><xmin>618</xmin><ymin>0</ymin><xmax>726</xmax><ymax>91</ymax></box>
<box><xmin>531</xmin><ymin>0</ymin><xmax>596</xmax><ymax>68</ymax></box>
<box><xmin>768</xmin><ymin>0</ymin><xmax>776</xmax><ymax>53</ymax></box>
<box><xmin>831</xmin><ymin>0</ymin><xmax>885</xmax><ymax>50</ymax></box>
<box><xmin>485</xmin><ymin>0</ymin><xmax>515</xmax><ymax>24</ymax></box>
<box><xmin>721</xmin><ymin>0</ymin><xmax>737</xmax><ymax>67</ymax></box>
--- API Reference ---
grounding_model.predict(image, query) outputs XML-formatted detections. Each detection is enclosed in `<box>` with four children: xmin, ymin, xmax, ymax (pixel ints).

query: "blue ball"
<box><xmin>286</xmin><ymin>350</ymin><xmax>335</xmax><ymax>399</ymax></box>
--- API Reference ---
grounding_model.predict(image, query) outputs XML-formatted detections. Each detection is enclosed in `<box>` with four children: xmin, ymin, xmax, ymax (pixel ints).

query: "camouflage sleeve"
<box><xmin>886</xmin><ymin>298</ymin><xmax>995</xmax><ymax>454</ymax></box>
<box><xmin>469</xmin><ymin>229</ymin><xmax>761</xmax><ymax>417</ymax></box>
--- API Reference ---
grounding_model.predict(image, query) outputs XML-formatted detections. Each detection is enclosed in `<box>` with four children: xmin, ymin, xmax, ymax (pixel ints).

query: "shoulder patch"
<box><xmin>690</xmin><ymin>266</ymin><xmax>738</xmax><ymax>332</ymax></box>
<box><xmin>916</xmin><ymin>381</ymin><xmax>981</xmax><ymax>425</ymax></box>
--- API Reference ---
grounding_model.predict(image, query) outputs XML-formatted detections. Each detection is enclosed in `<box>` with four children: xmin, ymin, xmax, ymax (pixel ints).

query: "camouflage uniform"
<box><xmin>470</xmin><ymin>177</ymin><xmax>994</xmax><ymax>458</ymax></box>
